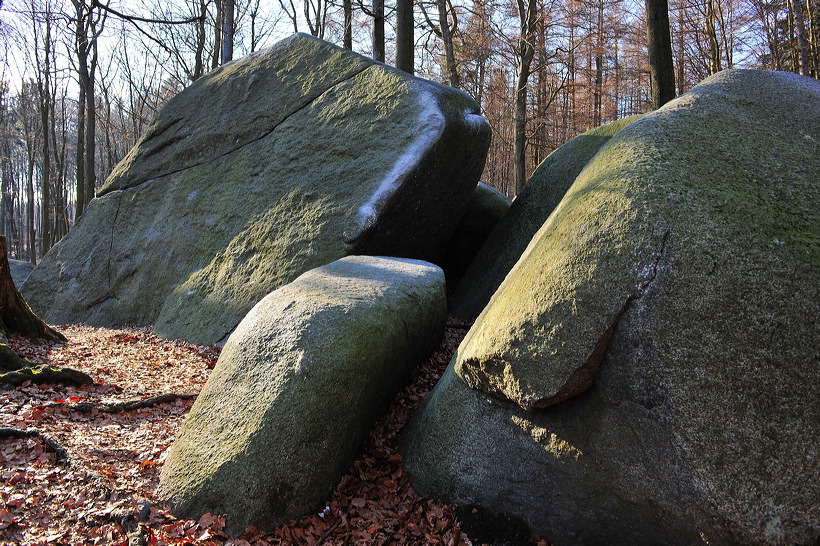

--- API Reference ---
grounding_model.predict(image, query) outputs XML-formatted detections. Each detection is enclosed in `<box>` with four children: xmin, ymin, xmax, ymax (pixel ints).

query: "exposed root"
<box><xmin>0</xmin><ymin>365</ymin><xmax>94</xmax><ymax>388</ymax></box>
<box><xmin>0</xmin><ymin>426</ymin><xmax>69</xmax><ymax>462</ymax></box>
<box><xmin>45</xmin><ymin>392</ymin><xmax>197</xmax><ymax>414</ymax></box>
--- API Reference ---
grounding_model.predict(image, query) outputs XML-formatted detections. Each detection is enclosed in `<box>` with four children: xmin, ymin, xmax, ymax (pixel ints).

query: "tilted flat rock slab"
<box><xmin>21</xmin><ymin>33</ymin><xmax>490</xmax><ymax>344</ymax></box>
<box><xmin>159</xmin><ymin>255</ymin><xmax>445</xmax><ymax>534</ymax></box>
<box><xmin>404</xmin><ymin>70</ymin><xmax>820</xmax><ymax>543</ymax></box>
<box><xmin>451</xmin><ymin>115</ymin><xmax>641</xmax><ymax>319</ymax></box>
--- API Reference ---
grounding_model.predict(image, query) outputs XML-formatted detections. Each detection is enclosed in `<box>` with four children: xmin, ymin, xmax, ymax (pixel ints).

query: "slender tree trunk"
<box><xmin>566</xmin><ymin>1</ymin><xmax>577</xmax><ymax>137</ymax></box>
<box><xmin>791</xmin><ymin>0</ymin><xmax>810</xmax><ymax>74</ymax></box>
<box><xmin>373</xmin><ymin>0</ymin><xmax>385</xmax><ymax>61</ymax></box>
<box><xmin>705</xmin><ymin>0</ymin><xmax>721</xmax><ymax>73</ymax></box>
<box><xmin>396</xmin><ymin>0</ymin><xmax>414</xmax><ymax>74</ymax></box>
<box><xmin>807</xmin><ymin>0</ymin><xmax>818</xmax><ymax>75</ymax></box>
<box><xmin>84</xmin><ymin>47</ymin><xmax>97</xmax><ymax>211</ymax></box>
<box><xmin>213</xmin><ymin>0</ymin><xmax>224</xmax><ymax>69</ymax></box>
<box><xmin>1</xmin><ymin>151</ymin><xmax>12</xmax><ymax>245</ymax></box>
<box><xmin>25</xmin><ymin>137</ymin><xmax>35</xmax><ymax>264</ymax></box>
<box><xmin>52</xmin><ymin>97</ymin><xmax>68</xmax><ymax>241</ymax></box>
<box><xmin>677</xmin><ymin>3</ymin><xmax>685</xmax><ymax>94</ymax></box>
<box><xmin>193</xmin><ymin>0</ymin><xmax>207</xmax><ymax>80</ymax></box>
<box><xmin>438</xmin><ymin>0</ymin><xmax>460</xmax><ymax>87</ymax></box>
<box><xmin>343</xmin><ymin>0</ymin><xmax>353</xmax><ymax>49</ymax></box>
<box><xmin>645</xmin><ymin>0</ymin><xmax>676</xmax><ymax>109</ymax></box>
<box><xmin>222</xmin><ymin>0</ymin><xmax>235</xmax><ymax>64</ymax></box>
<box><xmin>614</xmin><ymin>14</ymin><xmax>622</xmax><ymax>116</ymax></box>
<box><xmin>75</xmin><ymin>85</ymin><xmax>86</xmax><ymax>218</ymax></box>
<box><xmin>514</xmin><ymin>0</ymin><xmax>537</xmax><ymax>196</ymax></box>
<box><xmin>593</xmin><ymin>0</ymin><xmax>605</xmax><ymax>126</ymax></box>
<box><xmin>39</xmin><ymin>99</ymin><xmax>51</xmax><ymax>257</ymax></box>
<box><xmin>73</xmin><ymin>0</ymin><xmax>103</xmax><ymax>216</ymax></box>
<box><xmin>718</xmin><ymin>0</ymin><xmax>733</xmax><ymax>68</ymax></box>
<box><xmin>74</xmin><ymin>0</ymin><xmax>88</xmax><ymax>218</ymax></box>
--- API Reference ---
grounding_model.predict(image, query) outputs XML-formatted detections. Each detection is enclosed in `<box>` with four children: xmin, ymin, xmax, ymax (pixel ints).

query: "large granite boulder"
<box><xmin>443</xmin><ymin>182</ymin><xmax>511</xmax><ymax>278</ymax></box>
<box><xmin>159</xmin><ymin>255</ymin><xmax>445</xmax><ymax>534</ymax></box>
<box><xmin>8</xmin><ymin>259</ymin><xmax>34</xmax><ymax>287</ymax></box>
<box><xmin>451</xmin><ymin>115</ymin><xmax>641</xmax><ymax>318</ymax></box>
<box><xmin>21</xmin><ymin>33</ymin><xmax>490</xmax><ymax>344</ymax></box>
<box><xmin>403</xmin><ymin>70</ymin><xmax>820</xmax><ymax>544</ymax></box>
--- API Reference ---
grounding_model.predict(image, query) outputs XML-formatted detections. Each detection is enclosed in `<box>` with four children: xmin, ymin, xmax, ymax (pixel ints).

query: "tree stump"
<box><xmin>0</xmin><ymin>235</ymin><xmax>65</xmax><ymax>342</ymax></box>
<box><xmin>0</xmin><ymin>236</ymin><xmax>88</xmax><ymax>385</ymax></box>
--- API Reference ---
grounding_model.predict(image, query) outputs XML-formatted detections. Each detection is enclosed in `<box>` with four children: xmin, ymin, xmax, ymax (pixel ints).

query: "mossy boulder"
<box><xmin>158</xmin><ymin>256</ymin><xmax>445</xmax><ymax>533</ymax></box>
<box><xmin>21</xmin><ymin>33</ymin><xmax>490</xmax><ymax>344</ymax></box>
<box><xmin>403</xmin><ymin>70</ymin><xmax>820</xmax><ymax>544</ymax></box>
<box><xmin>443</xmin><ymin>182</ymin><xmax>511</xmax><ymax>278</ymax></box>
<box><xmin>451</xmin><ymin>115</ymin><xmax>641</xmax><ymax>318</ymax></box>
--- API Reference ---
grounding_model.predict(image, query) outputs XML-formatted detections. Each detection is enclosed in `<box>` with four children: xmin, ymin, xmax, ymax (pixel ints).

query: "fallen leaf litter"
<box><xmin>0</xmin><ymin>322</ymin><xmax>542</xmax><ymax>545</ymax></box>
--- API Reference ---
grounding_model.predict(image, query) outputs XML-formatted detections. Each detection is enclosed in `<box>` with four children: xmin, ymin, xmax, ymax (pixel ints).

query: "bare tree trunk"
<box><xmin>717</xmin><ymin>0</ymin><xmax>733</xmax><ymax>68</ymax></box>
<box><xmin>645</xmin><ymin>0</ymin><xmax>676</xmax><ymax>109</ymax></box>
<box><xmin>84</xmin><ymin>39</ymin><xmax>98</xmax><ymax>212</ymax></box>
<box><xmin>593</xmin><ymin>0</ymin><xmax>605</xmax><ymax>127</ymax></box>
<box><xmin>438</xmin><ymin>0</ymin><xmax>460</xmax><ymax>87</ymax></box>
<box><xmin>305</xmin><ymin>0</ymin><xmax>327</xmax><ymax>38</ymax></box>
<box><xmin>0</xmin><ymin>236</ymin><xmax>65</xmax><ymax>341</ymax></box>
<box><xmin>1</xmin><ymin>149</ymin><xmax>13</xmax><ymax>246</ymax></box>
<box><xmin>373</xmin><ymin>0</ymin><xmax>385</xmax><ymax>61</ymax></box>
<box><xmin>343</xmin><ymin>0</ymin><xmax>353</xmax><ymax>49</ymax></box>
<box><xmin>74</xmin><ymin>0</ymin><xmax>87</xmax><ymax>218</ymax></box>
<box><xmin>677</xmin><ymin>2</ymin><xmax>685</xmax><ymax>94</ymax></box>
<box><xmin>52</xmin><ymin>94</ymin><xmax>68</xmax><ymax>241</ymax></box>
<box><xmin>24</xmin><ymin>129</ymin><xmax>35</xmax><ymax>264</ymax></box>
<box><xmin>396</xmin><ymin>0</ymin><xmax>414</xmax><ymax>74</ymax></box>
<box><xmin>73</xmin><ymin>0</ymin><xmax>104</xmax><ymax>218</ymax></box>
<box><xmin>514</xmin><ymin>0</ymin><xmax>537</xmax><ymax>196</ymax></box>
<box><xmin>39</xmin><ymin>100</ymin><xmax>50</xmax><ymax>257</ymax></box>
<box><xmin>35</xmin><ymin>20</ymin><xmax>52</xmax><ymax>258</ymax></box>
<box><xmin>807</xmin><ymin>0</ymin><xmax>818</xmax><ymax>75</ymax></box>
<box><xmin>790</xmin><ymin>0</ymin><xmax>810</xmax><ymax>75</ymax></box>
<box><xmin>222</xmin><ymin>0</ymin><xmax>235</xmax><ymax>64</ymax></box>
<box><xmin>193</xmin><ymin>0</ymin><xmax>207</xmax><ymax>80</ymax></box>
<box><xmin>705</xmin><ymin>0</ymin><xmax>721</xmax><ymax>73</ymax></box>
<box><xmin>213</xmin><ymin>0</ymin><xmax>224</xmax><ymax>69</ymax></box>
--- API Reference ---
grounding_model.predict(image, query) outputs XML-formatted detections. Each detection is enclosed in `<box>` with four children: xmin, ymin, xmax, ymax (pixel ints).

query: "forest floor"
<box><xmin>0</xmin><ymin>322</ymin><xmax>545</xmax><ymax>545</ymax></box>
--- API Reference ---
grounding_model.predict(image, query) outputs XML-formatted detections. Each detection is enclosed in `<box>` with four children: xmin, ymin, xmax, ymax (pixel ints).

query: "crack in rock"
<box><xmin>109</xmin><ymin>64</ymin><xmax>374</xmax><ymax>193</ymax></box>
<box><xmin>531</xmin><ymin>228</ymin><xmax>671</xmax><ymax>410</ymax></box>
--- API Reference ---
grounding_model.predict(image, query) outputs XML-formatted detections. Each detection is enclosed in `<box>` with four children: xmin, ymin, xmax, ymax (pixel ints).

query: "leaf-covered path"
<box><xmin>0</xmin><ymin>322</ymin><xmax>497</xmax><ymax>545</ymax></box>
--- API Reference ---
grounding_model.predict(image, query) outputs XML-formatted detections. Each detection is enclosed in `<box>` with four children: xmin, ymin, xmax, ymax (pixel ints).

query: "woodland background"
<box><xmin>0</xmin><ymin>0</ymin><xmax>817</xmax><ymax>265</ymax></box>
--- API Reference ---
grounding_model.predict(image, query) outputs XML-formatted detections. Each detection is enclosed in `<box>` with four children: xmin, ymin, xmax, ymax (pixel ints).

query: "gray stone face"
<box><xmin>450</xmin><ymin>115</ymin><xmax>641</xmax><ymax>319</ymax></box>
<box><xmin>444</xmin><ymin>182</ymin><xmax>511</xmax><ymax>278</ymax></box>
<box><xmin>403</xmin><ymin>70</ymin><xmax>820</xmax><ymax>544</ymax></box>
<box><xmin>8</xmin><ymin>260</ymin><xmax>34</xmax><ymax>287</ymax></box>
<box><xmin>159</xmin><ymin>256</ymin><xmax>446</xmax><ymax>534</ymax></box>
<box><xmin>21</xmin><ymin>33</ymin><xmax>490</xmax><ymax>344</ymax></box>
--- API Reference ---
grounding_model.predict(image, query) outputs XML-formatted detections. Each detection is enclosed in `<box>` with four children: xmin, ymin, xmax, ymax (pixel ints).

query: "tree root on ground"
<box><xmin>0</xmin><ymin>364</ymin><xmax>95</xmax><ymax>388</ymax></box>
<box><xmin>107</xmin><ymin>503</ymin><xmax>152</xmax><ymax>546</ymax></box>
<box><xmin>0</xmin><ymin>426</ymin><xmax>69</xmax><ymax>462</ymax></box>
<box><xmin>44</xmin><ymin>393</ymin><xmax>197</xmax><ymax>414</ymax></box>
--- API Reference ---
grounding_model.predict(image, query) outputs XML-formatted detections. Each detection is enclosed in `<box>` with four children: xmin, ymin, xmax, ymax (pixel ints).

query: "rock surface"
<box><xmin>443</xmin><ymin>182</ymin><xmax>511</xmax><ymax>278</ymax></box>
<box><xmin>21</xmin><ymin>33</ymin><xmax>490</xmax><ymax>344</ymax></box>
<box><xmin>450</xmin><ymin>115</ymin><xmax>640</xmax><ymax>318</ymax></box>
<box><xmin>403</xmin><ymin>70</ymin><xmax>820</xmax><ymax>544</ymax></box>
<box><xmin>159</xmin><ymin>255</ymin><xmax>446</xmax><ymax>534</ymax></box>
<box><xmin>8</xmin><ymin>259</ymin><xmax>34</xmax><ymax>287</ymax></box>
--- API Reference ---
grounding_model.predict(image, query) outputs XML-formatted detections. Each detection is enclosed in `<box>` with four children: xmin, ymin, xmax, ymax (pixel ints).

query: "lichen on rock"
<box><xmin>21</xmin><ymin>33</ymin><xmax>490</xmax><ymax>345</ymax></box>
<box><xmin>403</xmin><ymin>69</ymin><xmax>820</xmax><ymax>544</ymax></box>
<box><xmin>159</xmin><ymin>255</ymin><xmax>446</xmax><ymax>533</ymax></box>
